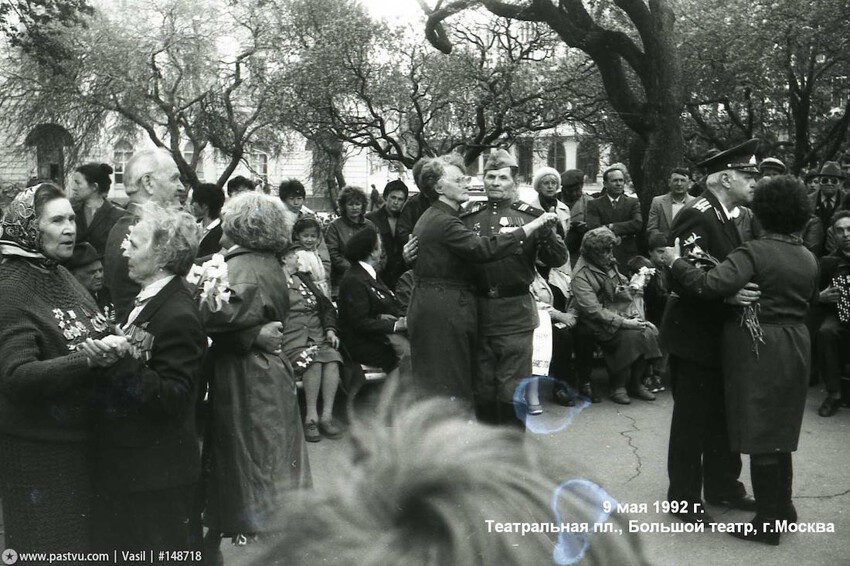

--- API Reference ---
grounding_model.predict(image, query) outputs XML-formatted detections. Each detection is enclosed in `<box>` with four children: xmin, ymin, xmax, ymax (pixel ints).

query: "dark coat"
<box><xmin>103</xmin><ymin>204</ymin><xmax>142</xmax><ymax>322</ymax></box>
<box><xmin>396</xmin><ymin>192</ymin><xmax>432</xmax><ymax>244</ymax></box>
<box><xmin>281</xmin><ymin>271</ymin><xmax>337</xmax><ymax>351</ymax></box>
<box><xmin>586</xmin><ymin>195</ymin><xmax>642</xmax><ymax>270</ymax></box>
<box><xmin>661</xmin><ymin>191</ymin><xmax>746</xmax><ymax>366</ymax></box>
<box><xmin>324</xmin><ymin>215</ymin><xmax>377</xmax><ymax>295</ymax></box>
<box><xmin>74</xmin><ymin>200</ymin><xmax>128</xmax><ymax>256</ymax></box>
<box><xmin>337</xmin><ymin>262</ymin><xmax>403</xmax><ymax>370</ymax></box>
<box><xmin>671</xmin><ymin>235</ymin><xmax>818</xmax><ymax>453</ymax></box>
<box><xmin>197</xmin><ymin>220</ymin><xmax>223</xmax><ymax>258</ymax></box>
<box><xmin>366</xmin><ymin>205</ymin><xmax>406</xmax><ymax>290</ymax></box>
<box><xmin>95</xmin><ymin>277</ymin><xmax>205</xmax><ymax>493</ymax></box>
<box><xmin>202</xmin><ymin>248</ymin><xmax>311</xmax><ymax>533</ymax></box>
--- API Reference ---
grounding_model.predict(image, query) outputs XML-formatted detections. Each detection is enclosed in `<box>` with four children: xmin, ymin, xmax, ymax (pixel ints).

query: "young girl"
<box><xmin>292</xmin><ymin>216</ymin><xmax>332</xmax><ymax>297</ymax></box>
<box><xmin>281</xmin><ymin>244</ymin><xmax>344</xmax><ymax>442</ymax></box>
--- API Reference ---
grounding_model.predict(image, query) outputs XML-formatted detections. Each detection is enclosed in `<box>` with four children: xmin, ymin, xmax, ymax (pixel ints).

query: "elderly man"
<box><xmin>461</xmin><ymin>149</ymin><xmax>567</xmax><ymax>427</ymax></box>
<box><xmin>586</xmin><ymin>166</ymin><xmax>642</xmax><ymax>271</ymax></box>
<box><xmin>366</xmin><ymin>180</ymin><xmax>409</xmax><ymax>290</ymax></box>
<box><xmin>647</xmin><ymin>168</ymin><xmax>696</xmax><ymax>244</ymax></box>
<box><xmin>560</xmin><ymin>169</ymin><xmax>589</xmax><ymax>268</ymax></box>
<box><xmin>814</xmin><ymin>162</ymin><xmax>847</xmax><ymax>255</ymax></box>
<box><xmin>103</xmin><ymin>148</ymin><xmax>183</xmax><ymax>321</ymax></box>
<box><xmin>67</xmin><ymin>241</ymin><xmax>111</xmax><ymax>311</ymax></box>
<box><xmin>663</xmin><ymin>139</ymin><xmax>762</xmax><ymax>524</ymax></box>
<box><xmin>815</xmin><ymin>211</ymin><xmax>850</xmax><ymax>417</ymax></box>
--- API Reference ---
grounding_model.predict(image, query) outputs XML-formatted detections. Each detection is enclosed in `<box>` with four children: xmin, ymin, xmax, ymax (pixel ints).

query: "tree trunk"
<box><xmin>308</xmin><ymin>133</ymin><xmax>347</xmax><ymax>213</ymax></box>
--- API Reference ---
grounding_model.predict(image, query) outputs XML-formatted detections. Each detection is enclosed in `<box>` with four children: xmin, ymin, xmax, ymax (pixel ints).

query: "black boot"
<box><xmin>730</xmin><ymin>459</ymin><xmax>781</xmax><ymax>545</ymax></box>
<box><xmin>778</xmin><ymin>453</ymin><xmax>797</xmax><ymax>523</ymax></box>
<box><xmin>579</xmin><ymin>381</ymin><xmax>601</xmax><ymax>403</ymax></box>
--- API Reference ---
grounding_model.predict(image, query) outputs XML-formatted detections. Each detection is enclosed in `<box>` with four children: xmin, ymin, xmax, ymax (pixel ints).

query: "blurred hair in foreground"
<box><xmin>250</xmin><ymin>382</ymin><xmax>648</xmax><ymax>566</ymax></box>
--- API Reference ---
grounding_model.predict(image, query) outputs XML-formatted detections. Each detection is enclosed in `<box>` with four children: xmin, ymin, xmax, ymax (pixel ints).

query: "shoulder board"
<box><xmin>511</xmin><ymin>201</ymin><xmax>544</xmax><ymax>217</ymax></box>
<box><xmin>692</xmin><ymin>198</ymin><xmax>712</xmax><ymax>213</ymax></box>
<box><xmin>460</xmin><ymin>201</ymin><xmax>487</xmax><ymax>217</ymax></box>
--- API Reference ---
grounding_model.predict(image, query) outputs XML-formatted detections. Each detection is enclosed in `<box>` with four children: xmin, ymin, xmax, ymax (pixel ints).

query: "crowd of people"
<box><xmin>0</xmin><ymin>139</ymin><xmax>848</xmax><ymax>561</ymax></box>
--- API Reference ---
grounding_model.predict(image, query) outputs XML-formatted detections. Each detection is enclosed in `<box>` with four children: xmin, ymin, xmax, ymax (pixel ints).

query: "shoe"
<box><xmin>628</xmin><ymin>384</ymin><xmax>656</xmax><ymax>401</ymax></box>
<box><xmin>319</xmin><ymin>418</ymin><xmax>344</xmax><ymax>439</ymax></box>
<box><xmin>553</xmin><ymin>388</ymin><xmax>576</xmax><ymax>407</ymax></box>
<box><xmin>579</xmin><ymin>382</ymin><xmax>601</xmax><ymax>403</ymax></box>
<box><xmin>609</xmin><ymin>388</ymin><xmax>631</xmax><ymax>405</ymax></box>
<box><xmin>304</xmin><ymin>420</ymin><xmax>321</xmax><ymax>442</ymax></box>
<box><xmin>527</xmin><ymin>402</ymin><xmax>543</xmax><ymax>415</ymax></box>
<box><xmin>818</xmin><ymin>396</ymin><xmax>841</xmax><ymax>417</ymax></box>
<box><xmin>652</xmin><ymin>375</ymin><xmax>665</xmax><ymax>392</ymax></box>
<box><xmin>705</xmin><ymin>494</ymin><xmax>757</xmax><ymax>511</ymax></box>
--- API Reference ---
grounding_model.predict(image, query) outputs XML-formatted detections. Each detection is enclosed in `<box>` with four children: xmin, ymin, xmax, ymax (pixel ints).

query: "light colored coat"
<box><xmin>646</xmin><ymin>192</ymin><xmax>696</xmax><ymax>242</ymax></box>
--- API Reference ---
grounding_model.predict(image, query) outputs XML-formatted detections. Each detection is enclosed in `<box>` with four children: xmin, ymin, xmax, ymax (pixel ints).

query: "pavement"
<box><xmin>1</xmin><ymin>371</ymin><xmax>846</xmax><ymax>566</ymax></box>
<box><xmin>218</xmin><ymin>373</ymin><xmax>850</xmax><ymax>566</ymax></box>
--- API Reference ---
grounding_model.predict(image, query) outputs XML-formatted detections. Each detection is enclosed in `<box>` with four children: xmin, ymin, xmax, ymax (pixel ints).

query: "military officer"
<box><xmin>462</xmin><ymin>150</ymin><xmax>568</xmax><ymax>427</ymax></box>
<box><xmin>662</xmin><ymin>139</ymin><xmax>762</xmax><ymax>523</ymax></box>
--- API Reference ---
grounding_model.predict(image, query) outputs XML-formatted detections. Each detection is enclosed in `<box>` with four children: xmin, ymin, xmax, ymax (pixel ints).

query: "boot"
<box><xmin>202</xmin><ymin>530</ymin><xmax>224</xmax><ymax>566</ymax></box>
<box><xmin>778</xmin><ymin>453</ymin><xmax>797</xmax><ymax>523</ymax></box>
<box><xmin>579</xmin><ymin>381</ymin><xmax>601</xmax><ymax>403</ymax></box>
<box><xmin>730</xmin><ymin>460</ymin><xmax>781</xmax><ymax>545</ymax></box>
<box><xmin>474</xmin><ymin>401</ymin><xmax>501</xmax><ymax>426</ymax></box>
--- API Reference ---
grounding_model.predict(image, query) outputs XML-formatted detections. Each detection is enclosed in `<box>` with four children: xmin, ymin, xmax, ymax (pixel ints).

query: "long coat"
<box><xmin>661</xmin><ymin>191</ymin><xmax>746</xmax><ymax>366</ymax></box>
<box><xmin>366</xmin><ymin>205</ymin><xmax>406</xmax><ymax>290</ymax></box>
<box><xmin>324</xmin><ymin>215</ymin><xmax>377</xmax><ymax>296</ymax></box>
<box><xmin>671</xmin><ymin>235</ymin><xmax>818</xmax><ymax>453</ymax></box>
<box><xmin>202</xmin><ymin>248</ymin><xmax>311</xmax><ymax>534</ymax></box>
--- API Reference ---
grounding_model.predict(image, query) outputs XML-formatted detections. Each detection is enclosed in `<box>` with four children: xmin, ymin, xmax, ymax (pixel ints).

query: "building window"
<box><xmin>547</xmin><ymin>139</ymin><xmax>566</xmax><ymax>173</ymax></box>
<box><xmin>113</xmin><ymin>140</ymin><xmax>134</xmax><ymax>185</ymax></box>
<box><xmin>516</xmin><ymin>140</ymin><xmax>534</xmax><ymax>184</ymax></box>
<box><xmin>183</xmin><ymin>141</ymin><xmax>204</xmax><ymax>180</ymax></box>
<box><xmin>248</xmin><ymin>150</ymin><xmax>268</xmax><ymax>181</ymax></box>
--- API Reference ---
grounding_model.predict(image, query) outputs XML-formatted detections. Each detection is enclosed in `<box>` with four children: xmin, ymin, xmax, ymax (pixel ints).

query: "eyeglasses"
<box><xmin>448</xmin><ymin>176</ymin><xmax>473</xmax><ymax>186</ymax></box>
<box><xmin>820</xmin><ymin>177</ymin><xmax>842</xmax><ymax>185</ymax></box>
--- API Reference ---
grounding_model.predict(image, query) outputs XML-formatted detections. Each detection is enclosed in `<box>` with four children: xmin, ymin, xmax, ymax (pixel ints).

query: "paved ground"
<box><xmin>1</xmin><ymin>371</ymin><xmax>846</xmax><ymax>565</ymax></box>
<box><xmin>220</xmin><ymin>374</ymin><xmax>850</xmax><ymax>566</ymax></box>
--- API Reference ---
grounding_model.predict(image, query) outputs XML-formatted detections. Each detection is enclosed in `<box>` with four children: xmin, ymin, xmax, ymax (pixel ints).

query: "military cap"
<box><xmin>344</xmin><ymin>226</ymin><xmax>379</xmax><ymax>263</ymax></box>
<box><xmin>383</xmin><ymin>179</ymin><xmax>409</xmax><ymax>200</ymax></box>
<box><xmin>67</xmin><ymin>242</ymin><xmax>101</xmax><ymax>269</ymax></box>
<box><xmin>817</xmin><ymin>161</ymin><xmax>845</xmax><ymax>179</ymax></box>
<box><xmin>483</xmin><ymin>148</ymin><xmax>518</xmax><ymax>171</ymax></box>
<box><xmin>758</xmin><ymin>157</ymin><xmax>786</xmax><ymax>174</ymax></box>
<box><xmin>697</xmin><ymin>139</ymin><xmax>760</xmax><ymax>175</ymax></box>
<box><xmin>560</xmin><ymin>169</ymin><xmax>584</xmax><ymax>188</ymax></box>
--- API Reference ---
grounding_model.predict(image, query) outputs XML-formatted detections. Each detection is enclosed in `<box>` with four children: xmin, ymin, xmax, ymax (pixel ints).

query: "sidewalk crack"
<box><xmin>618</xmin><ymin>410</ymin><xmax>642</xmax><ymax>482</ymax></box>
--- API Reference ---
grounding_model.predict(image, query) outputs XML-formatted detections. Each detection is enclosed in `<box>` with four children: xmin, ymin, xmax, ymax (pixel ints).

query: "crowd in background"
<box><xmin>1</xmin><ymin>141</ymin><xmax>849</xmax><ymax>561</ymax></box>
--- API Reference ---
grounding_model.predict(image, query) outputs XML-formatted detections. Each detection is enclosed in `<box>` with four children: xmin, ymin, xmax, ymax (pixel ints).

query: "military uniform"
<box><xmin>408</xmin><ymin>200</ymin><xmax>523</xmax><ymax>410</ymax></box>
<box><xmin>662</xmin><ymin>139</ymin><xmax>760</xmax><ymax>511</ymax></box>
<box><xmin>461</xmin><ymin>198</ymin><xmax>567</xmax><ymax>409</ymax></box>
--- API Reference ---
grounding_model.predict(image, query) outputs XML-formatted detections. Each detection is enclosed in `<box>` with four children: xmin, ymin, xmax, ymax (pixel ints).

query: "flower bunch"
<box><xmin>186</xmin><ymin>253</ymin><xmax>232</xmax><ymax>312</ymax></box>
<box><xmin>293</xmin><ymin>344</ymin><xmax>320</xmax><ymax>376</ymax></box>
<box><xmin>629</xmin><ymin>266</ymin><xmax>656</xmax><ymax>291</ymax></box>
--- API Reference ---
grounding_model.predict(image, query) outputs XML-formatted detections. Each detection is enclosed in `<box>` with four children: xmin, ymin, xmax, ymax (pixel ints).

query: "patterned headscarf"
<box><xmin>0</xmin><ymin>184</ymin><xmax>54</xmax><ymax>265</ymax></box>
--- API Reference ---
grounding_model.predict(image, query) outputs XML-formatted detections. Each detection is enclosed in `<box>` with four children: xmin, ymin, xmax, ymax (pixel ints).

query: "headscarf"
<box><xmin>0</xmin><ymin>185</ymin><xmax>53</xmax><ymax>265</ymax></box>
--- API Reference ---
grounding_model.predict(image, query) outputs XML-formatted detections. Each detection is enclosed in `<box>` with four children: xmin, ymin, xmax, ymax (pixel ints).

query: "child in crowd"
<box><xmin>626</xmin><ymin>234</ymin><xmax>671</xmax><ymax>393</ymax></box>
<box><xmin>291</xmin><ymin>216</ymin><xmax>332</xmax><ymax>297</ymax></box>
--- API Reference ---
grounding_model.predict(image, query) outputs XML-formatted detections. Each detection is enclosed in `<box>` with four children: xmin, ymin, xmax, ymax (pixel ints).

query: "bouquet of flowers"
<box><xmin>186</xmin><ymin>253</ymin><xmax>232</xmax><ymax>312</ymax></box>
<box><xmin>682</xmin><ymin>233</ymin><xmax>765</xmax><ymax>357</ymax></box>
<box><xmin>629</xmin><ymin>266</ymin><xmax>656</xmax><ymax>292</ymax></box>
<box><xmin>292</xmin><ymin>344</ymin><xmax>320</xmax><ymax>376</ymax></box>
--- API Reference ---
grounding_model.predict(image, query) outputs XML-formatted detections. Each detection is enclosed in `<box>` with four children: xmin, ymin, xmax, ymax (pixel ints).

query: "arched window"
<box><xmin>113</xmin><ymin>140</ymin><xmax>134</xmax><ymax>185</ymax></box>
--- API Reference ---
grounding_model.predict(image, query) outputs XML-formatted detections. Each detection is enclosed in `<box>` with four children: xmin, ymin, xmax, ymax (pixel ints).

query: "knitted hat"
<box><xmin>531</xmin><ymin>167</ymin><xmax>562</xmax><ymax>192</ymax></box>
<box><xmin>383</xmin><ymin>180</ymin><xmax>409</xmax><ymax>200</ymax></box>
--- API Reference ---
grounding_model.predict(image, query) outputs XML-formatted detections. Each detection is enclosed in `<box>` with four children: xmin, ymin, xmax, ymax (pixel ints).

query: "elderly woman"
<box><xmin>407</xmin><ymin>154</ymin><xmax>557</xmax><ymax>410</ymax></box>
<box><xmin>83</xmin><ymin>204</ymin><xmax>205</xmax><ymax>555</ymax></box>
<box><xmin>0</xmin><ymin>183</ymin><xmax>109</xmax><ymax>554</ymax></box>
<box><xmin>201</xmin><ymin>192</ymin><xmax>311</xmax><ymax>556</ymax></box>
<box><xmin>530</xmin><ymin>166</ymin><xmax>572</xmax><ymax>299</ymax></box>
<box><xmin>571</xmin><ymin>227</ymin><xmax>661</xmax><ymax>405</ymax></box>
<box><xmin>325</xmin><ymin>186</ymin><xmax>377</xmax><ymax>297</ymax></box>
<box><xmin>664</xmin><ymin>176</ymin><xmax>818</xmax><ymax>545</ymax></box>
<box><xmin>338</xmin><ymin>226</ymin><xmax>410</xmax><ymax>384</ymax></box>
<box><xmin>70</xmin><ymin>162</ymin><xmax>127</xmax><ymax>255</ymax></box>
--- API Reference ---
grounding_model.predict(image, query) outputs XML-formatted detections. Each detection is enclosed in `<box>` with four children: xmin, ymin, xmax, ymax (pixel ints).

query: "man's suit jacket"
<box><xmin>95</xmin><ymin>277</ymin><xmax>205</xmax><ymax>493</ymax></box>
<box><xmin>586</xmin><ymin>195</ymin><xmax>642</xmax><ymax>269</ymax></box>
<box><xmin>197</xmin><ymin>219</ymin><xmax>223</xmax><ymax>258</ymax></box>
<box><xmin>661</xmin><ymin>190</ymin><xmax>746</xmax><ymax>366</ymax></box>
<box><xmin>646</xmin><ymin>193</ymin><xmax>696</xmax><ymax>243</ymax></box>
<box><xmin>809</xmin><ymin>189</ymin><xmax>841</xmax><ymax>229</ymax></box>
<box><xmin>365</xmin><ymin>205</ymin><xmax>406</xmax><ymax>290</ymax></box>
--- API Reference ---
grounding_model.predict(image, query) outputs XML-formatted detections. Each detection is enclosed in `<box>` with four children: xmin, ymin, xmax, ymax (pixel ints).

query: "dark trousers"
<box><xmin>816</xmin><ymin>313</ymin><xmax>850</xmax><ymax>394</ymax></box>
<box><xmin>667</xmin><ymin>356</ymin><xmax>745</xmax><ymax>503</ymax></box>
<box><xmin>474</xmin><ymin>331</ymin><xmax>534</xmax><ymax>403</ymax></box>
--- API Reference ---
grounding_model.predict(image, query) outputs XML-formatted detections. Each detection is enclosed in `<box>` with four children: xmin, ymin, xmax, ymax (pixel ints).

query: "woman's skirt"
<box><xmin>600</xmin><ymin>325</ymin><xmax>662</xmax><ymax>374</ymax></box>
<box><xmin>0</xmin><ymin>434</ymin><xmax>93</xmax><ymax>555</ymax></box>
